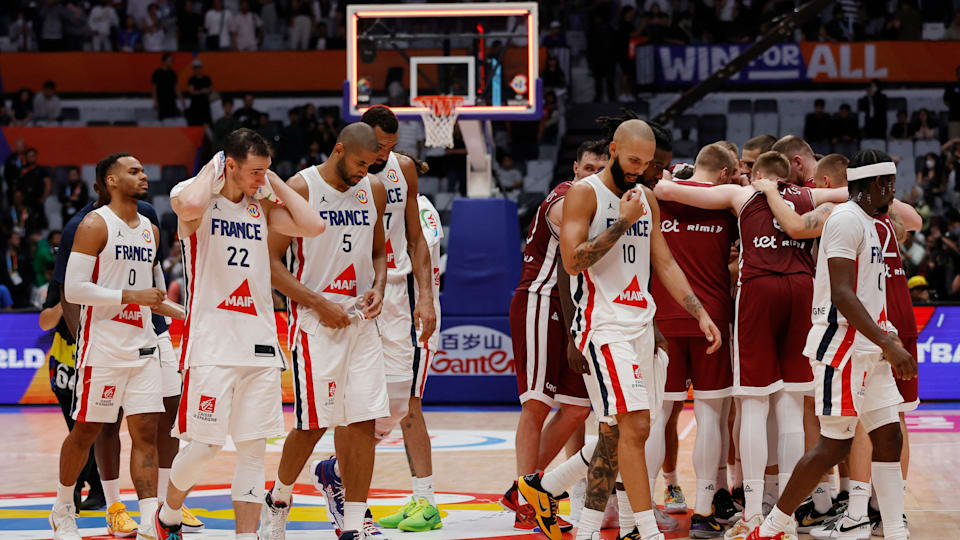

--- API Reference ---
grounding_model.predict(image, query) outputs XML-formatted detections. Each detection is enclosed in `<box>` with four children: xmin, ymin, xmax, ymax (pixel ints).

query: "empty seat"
<box><xmin>61</xmin><ymin>107</ymin><xmax>80</xmax><ymax>121</ymax></box>
<box><xmin>728</xmin><ymin>99</ymin><xmax>752</xmax><ymax>114</ymax></box>
<box><xmin>86</xmin><ymin>120</ymin><xmax>110</xmax><ymax>126</ymax></box>
<box><xmin>887</xmin><ymin>140</ymin><xmax>914</xmax><ymax>195</ymax></box>
<box><xmin>726</xmin><ymin>112</ymin><xmax>752</xmax><ymax>148</ymax></box>
<box><xmin>914</xmin><ymin>139</ymin><xmax>941</xmax><ymax>158</ymax></box>
<box><xmin>832</xmin><ymin>140</ymin><xmax>860</xmax><ymax>158</ymax></box>
<box><xmin>697</xmin><ymin>114</ymin><xmax>727</xmax><ymax>148</ymax></box>
<box><xmin>860</xmin><ymin>138</ymin><xmax>887</xmax><ymax>152</ymax></box>
<box><xmin>113</xmin><ymin>120</ymin><xmax>137</xmax><ymax>126</ymax></box>
<box><xmin>754</xmin><ymin>99</ymin><xmax>778</xmax><ymax>114</ymax></box>
<box><xmin>752</xmin><ymin>113</ymin><xmax>779</xmax><ymax>138</ymax></box>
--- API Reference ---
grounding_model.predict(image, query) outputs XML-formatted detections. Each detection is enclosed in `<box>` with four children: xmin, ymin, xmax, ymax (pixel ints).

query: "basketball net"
<box><xmin>412</xmin><ymin>95</ymin><xmax>464</xmax><ymax>149</ymax></box>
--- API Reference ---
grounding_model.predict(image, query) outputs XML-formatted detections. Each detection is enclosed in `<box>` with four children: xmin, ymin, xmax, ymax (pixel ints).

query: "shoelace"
<box><xmin>56</xmin><ymin>510</ymin><xmax>81</xmax><ymax>534</ymax></box>
<box><xmin>362</xmin><ymin>517</ymin><xmax>380</xmax><ymax>535</ymax></box>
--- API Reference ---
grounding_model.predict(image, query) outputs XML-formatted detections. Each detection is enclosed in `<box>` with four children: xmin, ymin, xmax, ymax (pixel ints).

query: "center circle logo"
<box><xmin>142</xmin><ymin>230</ymin><xmax>152</xmax><ymax>243</ymax></box>
<box><xmin>247</xmin><ymin>203</ymin><xmax>261</xmax><ymax>218</ymax></box>
<box><xmin>386</xmin><ymin>169</ymin><xmax>399</xmax><ymax>183</ymax></box>
<box><xmin>356</xmin><ymin>189</ymin><xmax>369</xmax><ymax>204</ymax></box>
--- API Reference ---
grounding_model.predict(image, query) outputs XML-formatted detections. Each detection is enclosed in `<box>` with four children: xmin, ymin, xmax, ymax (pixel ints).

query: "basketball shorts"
<box><xmin>157</xmin><ymin>330</ymin><xmax>182</xmax><ymax>398</ymax></box>
<box><xmin>663</xmin><ymin>329</ymin><xmax>733</xmax><ymax>401</ymax></box>
<box><xmin>581</xmin><ymin>325</ymin><xmax>666</xmax><ymax>425</ymax></box>
<box><xmin>174</xmin><ymin>365</ymin><xmax>284</xmax><ymax>445</ymax></box>
<box><xmin>896</xmin><ymin>335</ymin><xmax>919</xmax><ymax>412</ymax></box>
<box><xmin>72</xmin><ymin>350</ymin><xmax>163</xmax><ymax>423</ymax></box>
<box><xmin>380</xmin><ymin>274</ymin><xmax>440</xmax><ymax>395</ymax></box>
<box><xmin>811</xmin><ymin>343</ymin><xmax>903</xmax><ymax>422</ymax></box>
<box><xmin>291</xmin><ymin>317</ymin><xmax>390</xmax><ymax>430</ymax></box>
<box><xmin>734</xmin><ymin>274</ymin><xmax>814</xmax><ymax>396</ymax></box>
<box><xmin>509</xmin><ymin>291</ymin><xmax>590</xmax><ymax>408</ymax></box>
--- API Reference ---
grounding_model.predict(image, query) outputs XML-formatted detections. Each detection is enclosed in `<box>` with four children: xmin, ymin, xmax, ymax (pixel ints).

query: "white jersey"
<box><xmin>376</xmin><ymin>151</ymin><xmax>412</xmax><ymax>277</ymax></box>
<box><xmin>570</xmin><ymin>175</ymin><xmax>656</xmax><ymax>350</ymax></box>
<box><xmin>175</xmin><ymin>179</ymin><xmax>282</xmax><ymax>369</ymax></box>
<box><xmin>416</xmin><ymin>194</ymin><xmax>443</xmax><ymax>299</ymax></box>
<box><xmin>804</xmin><ymin>201</ymin><xmax>889</xmax><ymax>359</ymax></box>
<box><xmin>287</xmin><ymin>167</ymin><xmax>377</xmax><ymax>338</ymax></box>
<box><xmin>76</xmin><ymin>206</ymin><xmax>158</xmax><ymax>367</ymax></box>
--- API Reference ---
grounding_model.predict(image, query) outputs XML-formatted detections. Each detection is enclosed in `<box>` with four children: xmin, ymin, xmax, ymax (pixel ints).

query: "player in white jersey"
<box><xmin>519</xmin><ymin>120</ymin><xmax>721</xmax><ymax>540</ymax></box>
<box><xmin>749</xmin><ymin>151</ymin><xmax>917</xmax><ymax>540</ymax></box>
<box><xmin>155</xmin><ymin>129</ymin><xmax>325</xmax><ymax>540</ymax></box>
<box><xmin>258</xmin><ymin>122</ymin><xmax>388</xmax><ymax>540</ymax></box>
<box><xmin>50</xmin><ymin>153</ymin><xmax>181</xmax><ymax>540</ymax></box>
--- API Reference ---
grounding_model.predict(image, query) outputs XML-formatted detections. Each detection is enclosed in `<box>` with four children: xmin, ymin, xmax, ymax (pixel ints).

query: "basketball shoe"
<box><xmin>689</xmin><ymin>512</ymin><xmax>726</xmax><ymax>538</ymax></box>
<box><xmin>794</xmin><ymin>498</ymin><xmax>836</xmax><ymax>532</ymax></box>
<box><xmin>106</xmin><ymin>501</ymin><xmax>139</xmax><ymax>537</ymax></box>
<box><xmin>725</xmin><ymin>514</ymin><xmax>764</xmax><ymax>540</ymax></box>
<box><xmin>49</xmin><ymin>502</ymin><xmax>82</xmax><ymax>540</ymax></box>
<box><xmin>397</xmin><ymin>498</ymin><xmax>442</xmax><ymax>531</ymax></box>
<box><xmin>259</xmin><ymin>490</ymin><xmax>290</xmax><ymax>539</ymax></box>
<box><xmin>664</xmin><ymin>484</ymin><xmax>688</xmax><ymax>514</ymax></box>
<box><xmin>180</xmin><ymin>506</ymin><xmax>204</xmax><ymax>532</ymax></box>
<box><xmin>655</xmin><ymin>506</ymin><xmax>680</xmax><ymax>531</ymax></box>
<box><xmin>312</xmin><ymin>457</ymin><xmax>345</xmax><ymax>531</ymax></box>
<box><xmin>744</xmin><ymin>528</ymin><xmax>794</xmax><ymax>540</ymax></box>
<box><xmin>378</xmin><ymin>497</ymin><xmax>418</xmax><ymax>528</ymax></box>
<box><xmin>504</xmin><ymin>478</ymin><xmax>572</xmax><ymax>532</ymax></box>
<box><xmin>154</xmin><ymin>505</ymin><xmax>183</xmax><ymax>540</ymax></box>
<box><xmin>808</xmin><ymin>512</ymin><xmax>871</xmax><ymax>539</ymax></box>
<box><xmin>517</xmin><ymin>473</ymin><xmax>562</xmax><ymax>540</ymax></box>
<box><xmin>713</xmin><ymin>488</ymin><xmax>743</xmax><ymax>525</ymax></box>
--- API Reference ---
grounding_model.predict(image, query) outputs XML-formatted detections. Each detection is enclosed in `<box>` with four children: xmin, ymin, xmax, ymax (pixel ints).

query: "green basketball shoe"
<box><xmin>397</xmin><ymin>498</ymin><xmax>443</xmax><ymax>532</ymax></box>
<box><xmin>377</xmin><ymin>497</ymin><xmax>417</xmax><ymax>529</ymax></box>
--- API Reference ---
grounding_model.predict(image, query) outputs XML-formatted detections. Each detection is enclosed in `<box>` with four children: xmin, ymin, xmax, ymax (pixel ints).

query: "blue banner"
<box><xmin>915</xmin><ymin>305</ymin><xmax>960</xmax><ymax>400</ymax></box>
<box><xmin>653</xmin><ymin>43</ymin><xmax>805</xmax><ymax>85</ymax></box>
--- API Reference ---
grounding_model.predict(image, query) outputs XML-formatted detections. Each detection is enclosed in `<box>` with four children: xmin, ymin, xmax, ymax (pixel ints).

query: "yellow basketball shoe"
<box><xmin>106</xmin><ymin>501</ymin><xmax>138</xmax><ymax>537</ymax></box>
<box><xmin>181</xmin><ymin>506</ymin><xmax>205</xmax><ymax>532</ymax></box>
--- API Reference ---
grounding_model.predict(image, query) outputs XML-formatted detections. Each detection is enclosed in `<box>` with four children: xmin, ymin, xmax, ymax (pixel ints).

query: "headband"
<box><xmin>847</xmin><ymin>161</ymin><xmax>896</xmax><ymax>181</ymax></box>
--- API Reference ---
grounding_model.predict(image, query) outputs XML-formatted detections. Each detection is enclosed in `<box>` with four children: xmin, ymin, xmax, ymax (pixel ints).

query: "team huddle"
<box><xmin>48</xmin><ymin>107</ymin><xmax>445</xmax><ymax>540</ymax></box>
<box><xmin>507</xmin><ymin>117</ymin><xmax>920</xmax><ymax>540</ymax></box>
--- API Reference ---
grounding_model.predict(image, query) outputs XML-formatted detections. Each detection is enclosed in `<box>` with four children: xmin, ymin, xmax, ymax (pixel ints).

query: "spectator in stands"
<box><xmin>314</xmin><ymin>21</ymin><xmax>329</xmax><ymax>50</ymax></box>
<box><xmin>10</xmin><ymin>10</ymin><xmax>37</xmax><ymax>51</ymax></box>
<box><xmin>11</xmin><ymin>89</ymin><xmax>33</xmax><ymax>125</ymax></box>
<box><xmin>300</xmin><ymin>140</ymin><xmax>326</xmax><ymax>169</ymax></box>
<box><xmin>32</xmin><ymin>81</ymin><xmax>62</xmax><ymax>123</ymax></box>
<box><xmin>152</xmin><ymin>53</ymin><xmax>182</xmax><ymax>120</ymax></box>
<box><xmin>278</xmin><ymin>108</ymin><xmax>308</xmax><ymax>167</ymax></box>
<box><xmin>908</xmin><ymin>275</ymin><xmax>930</xmax><ymax>302</ymax></box>
<box><xmin>32</xmin><ymin>230</ymin><xmax>59</xmax><ymax>291</ymax></box>
<box><xmin>495</xmin><ymin>154</ymin><xmax>524</xmax><ymax>200</ymax></box>
<box><xmin>142</xmin><ymin>3</ymin><xmax>166</xmax><ymax>51</ymax></box>
<box><xmin>234</xmin><ymin>93</ymin><xmax>262</xmax><ymax>129</ymax></box>
<box><xmin>0</xmin><ymin>105</ymin><xmax>10</xmax><ymax>127</ymax></box>
<box><xmin>887</xmin><ymin>0</ymin><xmax>924</xmax><ymax>40</ymax></box>
<box><xmin>256</xmin><ymin>113</ymin><xmax>280</xmax><ymax>145</ymax></box>
<box><xmin>542</xmin><ymin>20</ymin><xmax>567</xmax><ymax>47</ymax></box>
<box><xmin>289</xmin><ymin>0</ymin><xmax>313</xmax><ymax>50</ymax></box>
<box><xmin>915</xmin><ymin>152</ymin><xmax>946</xmax><ymax>203</ymax></box>
<box><xmin>88</xmin><ymin>0</ymin><xmax>119</xmax><ymax>51</ymax></box>
<box><xmin>538</xmin><ymin>90</ymin><xmax>560</xmax><ymax>144</ymax></box>
<box><xmin>177</xmin><ymin>0</ymin><xmax>203</xmax><ymax>51</ymax></box>
<box><xmin>947</xmin><ymin>66</ymin><xmax>960</xmax><ymax>140</ymax></box>
<box><xmin>117</xmin><ymin>15</ymin><xmax>143</xmax><ymax>51</ymax></box>
<box><xmin>15</xmin><ymin>149</ymin><xmax>51</xmax><ymax>228</ymax></box>
<box><xmin>587</xmin><ymin>8</ymin><xmax>616</xmax><ymax>103</ymax></box>
<box><xmin>204</xmin><ymin>0</ymin><xmax>232</xmax><ymax>50</ymax></box>
<box><xmin>911</xmin><ymin>108</ymin><xmax>939</xmax><ymax>140</ymax></box>
<box><xmin>542</xmin><ymin>55</ymin><xmax>566</xmax><ymax>92</ymax></box>
<box><xmin>918</xmin><ymin>220</ymin><xmax>960</xmax><ymax>299</ymax></box>
<box><xmin>63</xmin><ymin>2</ymin><xmax>86</xmax><ymax>51</ymax></box>
<box><xmin>212</xmin><ymin>98</ymin><xmax>241</xmax><ymax>151</ymax></box>
<box><xmin>858</xmin><ymin>80</ymin><xmax>887</xmax><ymax>139</ymax></box>
<box><xmin>3</xmin><ymin>139</ymin><xmax>27</xmax><ymax>194</ymax></box>
<box><xmin>260</xmin><ymin>0</ymin><xmax>281</xmax><ymax>43</ymax></box>
<box><xmin>890</xmin><ymin>110</ymin><xmax>911</xmax><ymax>140</ymax></box>
<box><xmin>947</xmin><ymin>12</ymin><xmax>960</xmax><ymax>40</ymax></box>
<box><xmin>37</xmin><ymin>0</ymin><xmax>68</xmax><ymax>51</ymax></box>
<box><xmin>228</xmin><ymin>0</ymin><xmax>261</xmax><ymax>51</ymax></box>
<box><xmin>803</xmin><ymin>99</ymin><xmax>832</xmax><ymax>144</ymax></box>
<box><xmin>832</xmin><ymin>103</ymin><xmax>860</xmax><ymax>142</ymax></box>
<box><xmin>185</xmin><ymin>59</ymin><xmax>213</xmax><ymax>126</ymax></box>
<box><xmin>58</xmin><ymin>166</ymin><xmax>88</xmax><ymax>224</ymax></box>
<box><xmin>0</xmin><ymin>229</ymin><xmax>31</xmax><ymax>308</ymax></box>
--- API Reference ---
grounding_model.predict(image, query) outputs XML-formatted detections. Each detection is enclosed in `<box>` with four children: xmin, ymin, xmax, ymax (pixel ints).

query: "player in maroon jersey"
<box><xmin>752</xmin><ymin>152</ymin><xmax>921</xmax><ymax>537</ymax></box>
<box><xmin>502</xmin><ymin>139</ymin><xmax>608</xmax><ymax>531</ymax></box>
<box><xmin>654</xmin><ymin>151</ymin><xmax>849</xmax><ymax>539</ymax></box>
<box><xmin>647</xmin><ymin>143</ymin><xmax>742</xmax><ymax>537</ymax></box>
<box><xmin>771</xmin><ymin>136</ymin><xmax>819</xmax><ymax>188</ymax></box>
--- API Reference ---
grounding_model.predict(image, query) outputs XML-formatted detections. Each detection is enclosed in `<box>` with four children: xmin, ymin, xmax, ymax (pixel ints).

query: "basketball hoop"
<box><xmin>413</xmin><ymin>95</ymin><xmax>464</xmax><ymax>149</ymax></box>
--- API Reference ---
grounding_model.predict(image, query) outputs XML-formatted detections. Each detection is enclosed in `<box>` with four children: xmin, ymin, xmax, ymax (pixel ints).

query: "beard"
<box><xmin>609</xmin><ymin>154</ymin><xmax>637</xmax><ymax>193</ymax></box>
<box><xmin>337</xmin><ymin>157</ymin><xmax>360</xmax><ymax>186</ymax></box>
<box><xmin>367</xmin><ymin>159</ymin><xmax>387</xmax><ymax>174</ymax></box>
<box><xmin>133</xmin><ymin>188</ymin><xmax>149</xmax><ymax>200</ymax></box>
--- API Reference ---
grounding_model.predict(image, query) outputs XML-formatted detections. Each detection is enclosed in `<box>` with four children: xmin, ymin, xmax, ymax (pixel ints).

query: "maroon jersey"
<box><xmin>738</xmin><ymin>181</ymin><xmax>816</xmax><ymax>282</ymax></box>
<box><xmin>651</xmin><ymin>181</ymin><xmax>738</xmax><ymax>336</ymax></box>
<box><xmin>875</xmin><ymin>213</ymin><xmax>917</xmax><ymax>339</ymax></box>
<box><xmin>515</xmin><ymin>181</ymin><xmax>573</xmax><ymax>298</ymax></box>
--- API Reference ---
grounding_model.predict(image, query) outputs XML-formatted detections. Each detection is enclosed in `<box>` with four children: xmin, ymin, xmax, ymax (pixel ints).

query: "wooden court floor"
<box><xmin>2</xmin><ymin>405</ymin><xmax>958</xmax><ymax>539</ymax></box>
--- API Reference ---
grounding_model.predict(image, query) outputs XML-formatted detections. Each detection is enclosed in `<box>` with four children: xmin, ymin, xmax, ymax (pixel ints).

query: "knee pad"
<box><xmin>375</xmin><ymin>381</ymin><xmax>410</xmax><ymax>439</ymax></box>
<box><xmin>170</xmin><ymin>441</ymin><xmax>222</xmax><ymax>491</ymax></box>
<box><xmin>819</xmin><ymin>416</ymin><xmax>858</xmax><ymax>440</ymax></box>
<box><xmin>231</xmin><ymin>438</ymin><xmax>266</xmax><ymax>503</ymax></box>
<box><xmin>860</xmin><ymin>405</ymin><xmax>899</xmax><ymax>434</ymax></box>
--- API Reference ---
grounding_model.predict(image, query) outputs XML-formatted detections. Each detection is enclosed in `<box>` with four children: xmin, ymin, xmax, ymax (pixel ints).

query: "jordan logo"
<box><xmin>199</xmin><ymin>395</ymin><xmax>216</xmax><ymax>413</ymax></box>
<box><xmin>385</xmin><ymin>239</ymin><xmax>397</xmax><ymax>269</ymax></box>
<box><xmin>217</xmin><ymin>279</ymin><xmax>258</xmax><ymax>316</ymax></box>
<box><xmin>111</xmin><ymin>304</ymin><xmax>144</xmax><ymax>328</ymax></box>
<box><xmin>613</xmin><ymin>276</ymin><xmax>648</xmax><ymax>308</ymax></box>
<box><xmin>101</xmin><ymin>386</ymin><xmax>116</xmax><ymax>399</ymax></box>
<box><xmin>323</xmin><ymin>265</ymin><xmax>358</xmax><ymax>297</ymax></box>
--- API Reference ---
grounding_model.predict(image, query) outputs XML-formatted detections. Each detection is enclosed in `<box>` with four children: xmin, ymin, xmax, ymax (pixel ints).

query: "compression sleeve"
<box><xmin>153</xmin><ymin>262</ymin><xmax>167</xmax><ymax>291</ymax></box>
<box><xmin>65</xmin><ymin>252</ymin><xmax>123</xmax><ymax>306</ymax></box>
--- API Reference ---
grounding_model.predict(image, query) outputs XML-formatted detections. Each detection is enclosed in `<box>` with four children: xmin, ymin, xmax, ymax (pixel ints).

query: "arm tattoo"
<box><xmin>585</xmin><ymin>423</ymin><xmax>620</xmax><ymax>511</ymax></box>
<box><xmin>802</xmin><ymin>203</ymin><xmax>833</xmax><ymax>231</ymax></box>
<box><xmin>572</xmin><ymin>218</ymin><xmax>630</xmax><ymax>272</ymax></box>
<box><xmin>888</xmin><ymin>208</ymin><xmax>907</xmax><ymax>242</ymax></box>
<box><xmin>681</xmin><ymin>293</ymin><xmax>705</xmax><ymax>319</ymax></box>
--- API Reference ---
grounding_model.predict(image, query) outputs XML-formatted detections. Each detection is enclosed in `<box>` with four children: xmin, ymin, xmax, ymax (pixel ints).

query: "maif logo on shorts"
<box><xmin>199</xmin><ymin>395</ymin><xmax>217</xmax><ymax>413</ymax></box>
<box><xmin>328</xmin><ymin>382</ymin><xmax>337</xmax><ymax>398</ymax></box>
<box><xmin>102</xmin><ymin>386</ymin><xmax>116</xmax><ymax>399</ymax></box>
<box><xmin>632</xmin><ymin>365</ymin><xmax>642</xmax><ymax>380</ymax></box>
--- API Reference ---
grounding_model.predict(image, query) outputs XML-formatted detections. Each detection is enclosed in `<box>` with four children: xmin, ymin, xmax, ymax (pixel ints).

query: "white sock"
<box><xmin>272</xmin><ymin>477</ymin><xmax>294</xmax><ymax>504</ymax></box>
<box><xmin>869</xmin><ymin>489</ymin><xmax>880</xmax><ymax>511</ymax></box>
<box><xmin>743</xmin><ymin>479</ymin><xmax>764</xmax><ymax>518</ymax></box>
<box><xmin>634</xmin><ymin>509</ymin><xmax>659</xmax><ymax>539</ymax></box>
<box><xmin>56</xmin><ymin>482</ymin><xmax>74</xmax><ymax>506</ymax></box>
<box><xmin>848</xmin><ymin>480</ymin><xmax>871</xmax><ymax>519</ymax></box>
<box><xmin>158</xmin><ymin>468</ymin><xmax>171</xmax><ymax>502</ymax></box>
<box><xmin>717</xmin><ymin>466</ymin><xmax>729</xmax><ymax>492</ymax></box>
<box><xmin>730</xmin><ymin>462</ymin><xmax>743</xmax><ymax>488</ymax></box>
<box><xmin>648</xmin><ymin>476</ymin><xmax>657</xmax><ymax>500</ymax></box>
<box><xmin>740</xmin><ymin>396</ymin><xmax>769</xmax><ymax>517</ymax></box>
<box><xmin>812</xmin><ymin>481</ymin><xmax>832</xmax><ymax>513</ymax></box>
<box><xmin>693</xmin><ymin>398</ymin><xmax>723</xmax><ymax>515</ymax></box>
<box><xmin>103</xmin><ymin>478</ymin><xmax>121</xmax><ymax>508</ymax></box>
<box><xmin>138</xmin><ymin>497</ymin><xmax>158</xmax><ymax>533</ymax></box>
<box><xmin>763</xmin><ymin>474</ymin><xmax>779</xmax><ymax>505</ymax></box>
<box><xmin>758</xmin><ymin>505</ymin><xmax>793</xmax><ymax>536</ymax></box>
<box><xmin>663</xmin><ymin>470</ymin><xmax>678</xmax><ymax>487</ymax></box>
<box><xmin>840</xmin><ymin>475</ymin><xmax>851</xmax><ymax>493</ymax></box>
<box><xmin>828</xmin><ymin>473</ymin><xmax>838</xmax><ymax>498</ymax></box>
<box><xmin>343</xmin><ymin>501</ymin><xmax>366</xmax><ymax>531</ymax></box>
<box><xmin>696</xmin><ymin>478</ymin><xmax>717</xmax><ymax>516</ymax></box>
<box><xmin>617</xmin><ymin>489</ymin><xmax>634</xmax><ymax>535</ymax></box>
<box><xmin>159</xmin><ymin>499</ymin><xmax>182</xmax><ymax>526</ymax></box>
<box><xmin>575</xmin><ymin>508</ymin><xmax>603</xmax><ymax>539</ymax></box>
<box><xmin>541</xmin><ymin>440</ymin><xmax>595</xmax><ymax>497</ymax></box>
<box><xmin>872</xmin><ymin>462</ymin><xmax>907</xmax><ymax>540</ymax></box>
<box><xmin>413</xmin><ymin>475</ymin><xmax>436</xmax><ymax>506</ymax></box>
<box><xmin>236</xmin><ymin>534</ymin><xmax>257</xmax><ymax>540</ymax></box>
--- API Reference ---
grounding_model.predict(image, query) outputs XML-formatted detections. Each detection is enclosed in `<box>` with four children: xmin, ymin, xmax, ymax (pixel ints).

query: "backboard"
<box><xmin>344</xmin><ymin>2</ymin><xmax>542</xmax><ymax>122</ymax></box>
